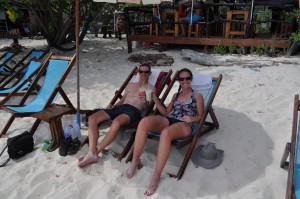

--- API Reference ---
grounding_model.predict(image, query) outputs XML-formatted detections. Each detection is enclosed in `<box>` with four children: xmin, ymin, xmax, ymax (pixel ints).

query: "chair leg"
<box><xmin>188</xmin><ymin>24</ymin><xmax>199</xmax><ymax>38</ymax></box>
<box><xmin>81</xmin><ymin>136</ymin><xmax>89</xmax><ymax>147</ymax></box>
<box><xmin>209</xmin><ymin>107</ymin><xmax>219</xmax><ymax>129</ymax></box>
<box><xmin>280</xmin><ymin>142</ymin><xmax>291</xmax><ymax>168</ymax></box>
<box><xmin>48</xmin><ymin>118</ymin><xmax>63</xmax><ymax>152</ymax></box>
<box><xmin>149</xmin><ymin>23</ymin><xmax>153</xmax><ymax>36</ymax></box>
<box><xmin>118</xmin><ymin>132</ymin><xmax>136</xmax><ymax>162</ymax></box>
<box><xmin>188</xmin><ymin>24</ymin><xmax>192</xmax><ymax>37</ymax></box>
<box><xmin>0</xmin><ymin>115</ymin><xmax>15</xmax><ymax>137</ymax></box>
<box><xmin>125</xmin><ymin>147</ymin><xmax>134</xmax><ymax>163</ymax></box>
<box><xmin>170</xmin><ymin>136</ymin><xmax>198</xmax><ymax>180</ymax></box>
<box><xmin>30</xmin><ymin>119</ymin><xmax>41</xmax><ymax>135</ymax></box>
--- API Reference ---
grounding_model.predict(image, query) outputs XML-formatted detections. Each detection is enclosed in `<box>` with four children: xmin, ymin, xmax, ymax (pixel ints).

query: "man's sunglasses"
<box><xmin>178</xmin><ymin>77</ymin><xmax>192</xmax><ymax>81</ymax></box>
<box><xmin>139</xmin><ymin>70</ymin><xmax>150</xmax><ymax>74</ymax></box>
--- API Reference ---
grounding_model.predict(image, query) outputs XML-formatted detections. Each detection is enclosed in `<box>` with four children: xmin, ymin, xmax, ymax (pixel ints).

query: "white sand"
<box><xmin>0</xmin><ymin>36</ymin><xmax>299</xmax><ymax>199</ymax></box>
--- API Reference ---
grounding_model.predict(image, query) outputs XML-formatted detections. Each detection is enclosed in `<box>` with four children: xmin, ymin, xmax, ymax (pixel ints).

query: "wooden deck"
<box><xmin>126</xmin><ymin>35</ymin><xmax>291</xmax><ymax>53</ymax></box>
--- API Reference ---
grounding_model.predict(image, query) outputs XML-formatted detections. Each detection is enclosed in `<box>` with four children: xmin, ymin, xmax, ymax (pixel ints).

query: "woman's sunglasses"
<box><xmin>178</xmin><ymin>77</ymin><xmax>192</xmax><ymax>81</ymax></box>
<box><xmin>139</xmin><ymin>70</ymin><xmax>150</xmax><ymax>74</ymax></box>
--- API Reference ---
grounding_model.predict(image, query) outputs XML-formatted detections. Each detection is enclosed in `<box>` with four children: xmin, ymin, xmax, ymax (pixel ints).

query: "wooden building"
<box><xmin>122</xmin><ymin>0</ymin><xmax>299</xmax><ymax>53</ymax></box>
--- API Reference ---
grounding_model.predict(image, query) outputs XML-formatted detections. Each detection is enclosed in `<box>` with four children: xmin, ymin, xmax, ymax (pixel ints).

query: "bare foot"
<box><xmin>77</xmin><ymin>152</ymin><xmax>98</xmax><ymax>167</ymax></box>
<box><xmin>78</xmin><ymin>155</ymin><xmax>85</xmax><ymax>162</ymax></box>
<box><xmin>126</xmin><ymin>159</ymin><xmax>142</xmax><ymax>179</ymax></box>
<box><xmin>144</xmin><ymin>176</ymin><xmax>160</xmax><ymax>196</ymax></box>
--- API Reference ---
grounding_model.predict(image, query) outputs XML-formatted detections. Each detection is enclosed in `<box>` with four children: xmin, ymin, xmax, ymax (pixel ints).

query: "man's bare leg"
<box><xmin>78</xmin><ymin>111</ymin><xmax>109</xmax><ymax>167</ymax></box>
<box><xmin>95</xmin><ymin>114</ymin><xmax>130</xmax><ymax>154</ymax></box>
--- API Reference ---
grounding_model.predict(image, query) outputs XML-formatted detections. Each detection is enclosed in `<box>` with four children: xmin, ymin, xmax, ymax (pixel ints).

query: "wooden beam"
<box><xmin>127</xmin><ymin>35</ymin><xmax>291</xmax><ymax>48</ymax></box>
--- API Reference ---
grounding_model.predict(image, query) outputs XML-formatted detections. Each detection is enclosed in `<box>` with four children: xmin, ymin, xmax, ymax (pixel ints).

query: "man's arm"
<box><xmin>107</xmin><ymin>86</ymin><xmax>128</xmax><ymax>109</ymax></box>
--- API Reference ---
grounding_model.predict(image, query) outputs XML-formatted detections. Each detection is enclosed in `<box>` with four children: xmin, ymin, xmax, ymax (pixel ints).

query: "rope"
<box><xmin>43</xmin><ymin>14</ymin><xmax>93</xmax><ymax>52</ymax></box>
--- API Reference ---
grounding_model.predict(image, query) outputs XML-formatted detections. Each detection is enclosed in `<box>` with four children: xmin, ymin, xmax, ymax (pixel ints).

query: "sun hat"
<box><xmin>191</xmin><ymin>142</ymin><xmax>224</xmax><ymax>169</ymax></box>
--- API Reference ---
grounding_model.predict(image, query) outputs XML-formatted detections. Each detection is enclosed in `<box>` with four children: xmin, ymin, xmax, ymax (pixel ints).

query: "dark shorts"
<box><xmin>166</xmin><ymin>117</ymin><xmax>182</xmax><ymax>125</ymax></box>
<box><xmin>103</xmin><ymin>104</ymin><xmax>142</xmax><ymax>123</ymax></box>
<box><xmin>86</xmin><ymin>104</ymin><xmax>142</xmax><ymax>124</ymax></box>
<box><xmin>166</xmin><ymin>117</ymin><xmax>193</xmax><ymax>130</ymax></box>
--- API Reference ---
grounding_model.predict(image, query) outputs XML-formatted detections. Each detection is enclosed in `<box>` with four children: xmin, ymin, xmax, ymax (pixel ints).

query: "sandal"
<box><xmin>59</xmin><ymin>136</ymin><xmax>72</xmax><ymax>156</ymax></box>
<box><xmin>67</xmin><ymin>138</ymin><xmax>81</xmax><ymax>155</ymax></box>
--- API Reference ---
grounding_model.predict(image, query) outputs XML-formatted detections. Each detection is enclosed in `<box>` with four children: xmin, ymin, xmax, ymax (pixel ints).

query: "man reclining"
<box><xmin>78</xmin><ymin>64</ymin><xmax>155</xmax><ymax>167</ymax></box>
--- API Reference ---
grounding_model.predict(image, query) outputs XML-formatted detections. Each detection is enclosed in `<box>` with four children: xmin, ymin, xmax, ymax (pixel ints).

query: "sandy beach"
<box><xmin>0</xmin><ymin>36</ymin><xmax>299</xmax><ymax>199</ymax></box>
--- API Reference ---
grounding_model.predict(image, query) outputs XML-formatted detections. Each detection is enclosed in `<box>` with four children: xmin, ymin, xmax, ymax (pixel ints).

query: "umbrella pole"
<box><xmin>75</xmin><ymin>0</ymin><xmax>81</xmax><ymax>125</ymax></box>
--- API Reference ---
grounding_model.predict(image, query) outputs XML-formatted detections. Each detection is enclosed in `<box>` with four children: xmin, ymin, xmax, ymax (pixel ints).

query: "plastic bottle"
<box><xmin>72</xmin><ymin>120</ymin><xmax>81</xmax><ymax>140</ymax></box>
<box><xmin>63</xmin><ymin>122</ymin><xmax>71</xmax><ymax>139</ymax></box>
<box><xmin>41</xmin><ymin>137</ymin><xmax>51</xmax><ymax>152</ymax></box>
<box><xmin>70</xmin><ymin>125</ymin><xmax>76</xmax><ymax>139</ymax></box>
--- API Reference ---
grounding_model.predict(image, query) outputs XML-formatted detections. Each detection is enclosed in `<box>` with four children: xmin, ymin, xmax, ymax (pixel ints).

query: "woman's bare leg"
<box><xmin>127</xmin><ymin>115</ymin><xmax>169</xmax><ymax>178</ymax></box>
<box><xmin>144</xmin><ymin>122</ymin><xmax>191</xmax><ymax>196</ymax></box>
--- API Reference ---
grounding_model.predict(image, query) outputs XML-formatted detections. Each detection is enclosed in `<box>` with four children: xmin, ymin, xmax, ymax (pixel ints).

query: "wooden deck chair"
<box><xmin>0</xmin><ymin>55</ymin><xmax>51</xmax><ymax>96</ymax></box>
<box><xmin>81</xmin><ymin>67</ymin><xmax>173</xmax><ymax>154</ymax></box>
<box><xmin>0</xmin><ymin>50</ymin><xmax>19</xmax><ymax>73</ymax></box>
<box><xmin>280</xmin><ymin>94</ymin><xmax>300</xmax><ymax>199</ymax></box>
<box><xmin>0</xmin><ymin>54</ymin><xmax>77</xmax><ymax>151</ymax></box>
<box><xmin>0</xmin><ymin>48</ymin><xmax>49</xmax><ymax>84</ymax></box>
<box><xmin>125</xmin><ymin>72</ymin><xmax>223</xmax><ymax>180</ymax></box>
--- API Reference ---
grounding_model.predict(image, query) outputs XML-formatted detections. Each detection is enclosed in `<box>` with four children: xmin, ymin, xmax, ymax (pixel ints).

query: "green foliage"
<box><xmin>280</xmin><ymin>9</ymin><xmax>299</xmax><ymax>21</ymax></box>
<box><xmin>250</xmin><ymin>46</ymin><xmax>255</xmax><ymax>55</ymax></box>
<box><xmin>0</xmin><ymin>1</ymin><xmax>20</xmax><ymax>22</ymax></box>
<box><xmin>213</xmin><ymin>41</ymin><xmax>227</xmax><ymax>55</ymax></box>
<box><xmin>256</xmin><ymin>9</ymin><xmax>272</xmax><ymax>21</ymax></box>
<box><xmin>97</xmin><ymin>3</ymin><xmax>126</xmax><ymax>24</ymax></box>
<box><xmin>255</xmin><ymin>9</ymin><xmax>272</xmax><ymax>33</ymax></box>
<box><xmin>255</xmin><ymin>44</ymin><xmax>269</xmax><ymax>56</ymax></box>
<box><xmin>228</xmin><ymin>38</ymin><xmax>235</xmax><ymax>55</ymax></box>
<box><xmin>290</xmin><ymin>30</ymin><xmax>300</xmax><ymax>42</ymax></box>
<box><xmin>236</xmin><ymin>46</ymin><xmax>243</xmax><ymax>56</ymax></box>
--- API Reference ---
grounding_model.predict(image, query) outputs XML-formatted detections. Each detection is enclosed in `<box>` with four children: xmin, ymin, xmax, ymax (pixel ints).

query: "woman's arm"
<box><xmin>182</xmin><ymin>92</ymin><xmax>204</xmax><ymax>123</ymax></box>
<box><xmin>152</xmin><ymin>93</ymin><xmax>176</xmax><ymax>116</ymax></box>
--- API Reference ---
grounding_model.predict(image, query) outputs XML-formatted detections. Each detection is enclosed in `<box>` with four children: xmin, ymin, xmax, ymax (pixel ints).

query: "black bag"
<box><xmin>7</xmin><ymin>131</ymin><xmax>34</xmax><ymax>159</ymax></box>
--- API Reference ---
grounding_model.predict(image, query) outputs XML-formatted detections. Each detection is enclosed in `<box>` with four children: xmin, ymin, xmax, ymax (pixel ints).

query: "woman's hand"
<box><xmin>182</xmin><ymin>116</ymin><xmax>193</xmax><ymax>123</ymax></box>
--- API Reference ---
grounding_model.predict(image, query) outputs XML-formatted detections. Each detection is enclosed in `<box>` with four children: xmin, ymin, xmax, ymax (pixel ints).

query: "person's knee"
<box><xmin>89</xmin><ymin>112</ymin><xmax>106</xmax><ymax>126</ymax></box>
<box><xmin>88</xmin><ymin>114</ymin><xmax>98</xmax><ymax>126</ymax></box>
<box><xmin>139</xmin><ymin>117</ymin><xmax>151</xmax><ymax>128</ymax></box>
<box><xmin>111</xmin><ymin>119</ymin><xmax>122</xmax><ymax>129</ymax></box>
<box><xmin>160</xmin><ymin>129</ymin><xmax>171</xmax><ymax>143</ymax></box>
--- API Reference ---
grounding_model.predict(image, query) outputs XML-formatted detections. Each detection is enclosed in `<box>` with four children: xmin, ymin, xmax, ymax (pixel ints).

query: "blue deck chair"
<box><xmin>280</xmin><ymin>94</ymin><xmax>300</xmax><ymax>199</ymax></box>
<box><xmin>124</xmin><ymin>72</ymin><xmax>223</xmax><ymax>180</ymax></box>
<box><xmin>0</xmin><ymin>48</ymin><xmax>49</xmax><ymax>84</ymax></box>
<box><xmin>0</xmin><ymin>51</ymin><xmax>19</xmax><ymax>73</ymax></box>
<box><xmin>19</xmin><ymin>49</ymin><xmax>49</xmax><ymax>73</ymax></box>
<box><xmin>0</xmin><ymin>54</ymin><xmax>77</xmax><ymax>151</ymax></box>
<box><xmin>0</xmin><ymin>59</ymin><xmax>45</xmax><ymax>96</ymax></box>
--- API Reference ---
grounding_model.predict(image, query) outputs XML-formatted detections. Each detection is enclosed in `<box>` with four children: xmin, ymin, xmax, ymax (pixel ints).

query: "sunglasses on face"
<box><xmin>139</xmin><ymin>70</ymin><xmax>150</xmax><ymax>74</ymax></box>
<box><xmin>178</xmin><ymin>77</ymin><xmax>192</xmax><ymax>81</ymax></box>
